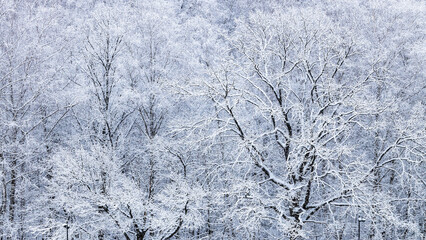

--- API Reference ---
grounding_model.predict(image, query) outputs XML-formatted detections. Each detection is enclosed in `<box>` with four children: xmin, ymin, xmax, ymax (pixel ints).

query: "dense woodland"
<box><xmin>0</xmin><ymin>0</ymin><xmax>425</xmax><ymax>239</ymax></box>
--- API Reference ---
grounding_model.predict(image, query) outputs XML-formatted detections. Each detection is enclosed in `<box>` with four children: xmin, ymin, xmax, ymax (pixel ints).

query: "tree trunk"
<box><xmin>9</xmin><ymin>158</ymin><xmax>17</xmax><ymax>225</ymax></box>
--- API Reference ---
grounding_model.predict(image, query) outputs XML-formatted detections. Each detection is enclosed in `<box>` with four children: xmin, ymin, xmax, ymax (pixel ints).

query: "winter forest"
<box><xmin>0</xmin><ymin>0</ymin><xmax>425</xmax><ymax>239</ymax></box>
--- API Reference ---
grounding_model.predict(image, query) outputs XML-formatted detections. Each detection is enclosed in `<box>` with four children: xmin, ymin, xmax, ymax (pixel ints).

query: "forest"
<box><xmin>0</xmin><ymin>0</ymin><xmax>425</xmax><ymax>239</ymax></box>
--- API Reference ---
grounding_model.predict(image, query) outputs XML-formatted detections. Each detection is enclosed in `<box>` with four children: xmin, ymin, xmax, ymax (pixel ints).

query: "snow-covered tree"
<box><xmin>0</xmin><ymin>0</ymin><xmax>424</xmax><ymax>239</ymax></box>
